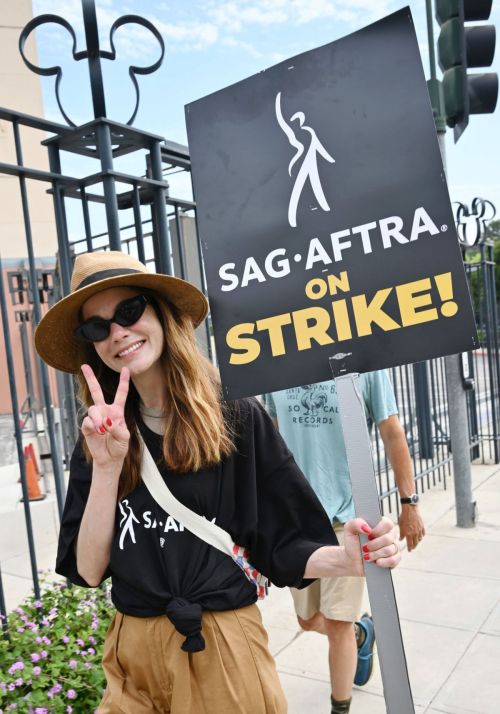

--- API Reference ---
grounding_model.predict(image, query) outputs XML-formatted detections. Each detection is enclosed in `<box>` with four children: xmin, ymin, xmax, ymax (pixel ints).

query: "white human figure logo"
<box><xmin>118</xmin><ymin>499</ymin><xmax>140</xmax><ymax>550</ymax></box>
<box><xmin>275</xmin><ymin>91</ymin><xmax>335</xmax><ymax>228</ymax></box>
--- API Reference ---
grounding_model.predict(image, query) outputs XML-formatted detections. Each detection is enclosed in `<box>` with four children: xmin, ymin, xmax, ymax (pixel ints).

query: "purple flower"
<box><xmin>62</xmin><ymin>636</ymin><xmax>70</xmax><ymax>644</ymax></box>
<box><xmin>40</xmin><ymin>650</ymin><xmax>48</xmax><ymax>659</ymax></box>
<box><xmin>42</xmin><ymin>636</ymin><xmax>51</xmax><ymax>645</ymax></box>
<box><xmin>31</xmin><ymin>653</ymin><xmax>40</xmax><ymax>662</ymax></box>
<box><xmin>41</xmin><ymin>618</ymin><xmax>50</xmax><ymax>627</ymax></box>
<box><xmin>15</xmin><ymin>678</ymin><xmax>23</xmax><ymax>687</ymax></box>
<box><xmin>68</xmin><ymin>660</ymin><xmax>77</xmax><ymax>670</ymax></box>
<box><xmin>8</xmin><ymin>683</ymin><xmax>15</xmax><ymax>691</ymax></box>
<box><xmin>67</xmin><ymin>708</ymin><xmax>73</xmax><ymax>714</ymax></box>
<box><xmin>66</xmin><ymin>690</ymin><xmax>76</xmax><ymax>700</ymax></box>
<box><xmin>35</xmin><ymin>636</ymin><xmax>42</xmax><ymax>644</ymax></box>
<box><xmin>32</xmin><ymin>667</ymin><xmax>41</xmax><ymax>676</ymax></box>
<box><xmin>88</xmin><ymin>636</ymin><xmax>96</xmax><ymax>644</ymax></box>
<box><xmin>84</xmin><ymin>662</ymin><xmax>93</xmax><ymax>670</ymax></box>
<box><xmin>87</xmin><ymin>647</ymin><xmax>95</xmax><ymax>655</ymax></box>
<box><xmin>33</xmin><ymin>600</ymin><xmax>42</xmax><ymax>609</ymax></box>
<box><xmin>35</xmin><ymin>709</ymin><xmax>48</xmax><ymax>714</ymax></box>
<box><xmin>8</xmin><ymin>662</ymin><xmax>24</xmax><ymax>675</ymax></box>
<box><xmin>76</xmin><ymin>638</ymin><xmax>84</xmax><ymax>646</ymax></box>
<box><xmin>47</xmin><ymin>686</ymin><xmax>63</xmax><ymax>700</ymax></box>
<box><xmin>16</xmin><ymin>628</ymin><xmax>25</xmax><ymax>633</ymax></box>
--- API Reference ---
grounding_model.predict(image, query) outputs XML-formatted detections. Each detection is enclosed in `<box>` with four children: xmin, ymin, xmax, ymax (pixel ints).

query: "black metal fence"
<box><xmin>376</xmin><ymin>222</ymin><xmax>500</xmax><ymax>520</ymax></box>
<box><xmin>0</xmin><ymin>1</ymin><xmax>499</xmax><ymax>621</ymax></box>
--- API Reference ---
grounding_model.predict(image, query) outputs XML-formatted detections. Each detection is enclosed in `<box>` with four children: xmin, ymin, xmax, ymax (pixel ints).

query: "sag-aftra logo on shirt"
<box><xmin>118</xmin><ymin>499</ymin><xmax>216</xmax><ymax>550</ymax></box>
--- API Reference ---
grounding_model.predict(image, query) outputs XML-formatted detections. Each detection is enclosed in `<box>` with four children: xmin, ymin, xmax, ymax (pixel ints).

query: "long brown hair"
<box><xmin>75</xmin><ymin>288</ymin><xmax>234</xmax><ymax>498</ymax></box>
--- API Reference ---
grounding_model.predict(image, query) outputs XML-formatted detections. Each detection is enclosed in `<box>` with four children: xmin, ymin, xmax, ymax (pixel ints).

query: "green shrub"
<box><xmin>0</xmin><ymin>579</ymin><xmax>113</xmax><ymax>713</ymax></box>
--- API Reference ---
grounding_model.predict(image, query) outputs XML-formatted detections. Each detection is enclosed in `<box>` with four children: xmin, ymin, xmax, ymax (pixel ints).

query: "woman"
<box><xmin>35</xmin><ymin>250</ymin><xmax>400</xmax><ymax>714</ymax></box>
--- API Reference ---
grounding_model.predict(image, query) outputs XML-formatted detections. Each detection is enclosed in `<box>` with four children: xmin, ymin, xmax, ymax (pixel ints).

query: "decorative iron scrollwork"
<box><xmin>454</xmin><ymin>197</ymin><xmax>496</xmax><ymax>248</ymax></box>
<box><xmin>19</xmin><ymin>0</ymin><xmax>165</xmax><ymax>127</ymax></box>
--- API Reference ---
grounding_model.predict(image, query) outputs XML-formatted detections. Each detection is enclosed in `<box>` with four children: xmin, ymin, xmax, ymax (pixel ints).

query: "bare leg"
<box><xmin>297</xmin><ymin>612</ymin><xmax>327</xmax><ymax>636</ymax></box>
<box><xmin>297</xmin><ymin>614</ymin><xmax>356</xmax><ymax>701</ymax></box>
<box><xmin>324</xmin><ymin>618</ymin><xmax>357</xmax><ymax>702</ymax></box>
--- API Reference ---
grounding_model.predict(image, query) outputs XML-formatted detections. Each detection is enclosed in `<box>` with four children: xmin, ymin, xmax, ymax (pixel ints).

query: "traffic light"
<box><xmin>435</xmin><ymin>0</ymin><xmax>498</xmax><ymax>142</ymax></box>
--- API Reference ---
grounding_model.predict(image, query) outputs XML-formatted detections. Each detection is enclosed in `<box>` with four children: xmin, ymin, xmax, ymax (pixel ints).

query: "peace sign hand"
<box><xmin>80</xmin><ymin>364</ymin><xmax>131</xmax><ymax>469</ymax></box>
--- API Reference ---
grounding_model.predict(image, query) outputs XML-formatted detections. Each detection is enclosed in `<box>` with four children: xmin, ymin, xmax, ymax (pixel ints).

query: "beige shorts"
<box><xmin>290</xmin><ymin>523</ymin><xmax>365</xmax><ymax>623</ymax></box>
<box><xmin>98</xmin><ymin>604</ymin><xmax>287</xmax><ymax>714</ymax></box>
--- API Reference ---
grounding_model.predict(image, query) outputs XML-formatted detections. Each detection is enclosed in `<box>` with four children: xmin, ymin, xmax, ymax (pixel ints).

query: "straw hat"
<box><xmin>34</xmin><ymin>251</ymin><xmax>209</xmax><ymax>373</ymax></box>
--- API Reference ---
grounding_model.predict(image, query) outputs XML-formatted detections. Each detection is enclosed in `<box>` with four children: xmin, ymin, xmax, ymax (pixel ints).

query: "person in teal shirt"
<box><xmin>263</xmin><ymin>370</ymin><xmax>425</xmax><ymax>714</ymax></box>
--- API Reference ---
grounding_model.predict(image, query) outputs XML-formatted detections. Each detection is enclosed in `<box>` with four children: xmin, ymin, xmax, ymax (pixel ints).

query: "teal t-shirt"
<box><xmin>262</xmin><ymin>371</ymin><xmax>397</xmax><ymax>523</ymax></box>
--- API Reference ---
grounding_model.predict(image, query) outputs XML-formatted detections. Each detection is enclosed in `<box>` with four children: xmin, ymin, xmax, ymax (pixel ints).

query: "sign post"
<box><xmin>332</xmin><ymin>368</ymin><xmax>414</xmax><ymax>713</ymax></box>
<box><xmin>185</xmin><ymin>7</ymin><xmax>478</xmax><ymax>712</ymax></box>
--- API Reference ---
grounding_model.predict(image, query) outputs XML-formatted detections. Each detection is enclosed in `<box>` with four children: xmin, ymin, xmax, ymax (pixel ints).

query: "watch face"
<box><xmin>401</xmin><ymin>494</ymin><xmax>419</xmax><ymax>505</ymax></box>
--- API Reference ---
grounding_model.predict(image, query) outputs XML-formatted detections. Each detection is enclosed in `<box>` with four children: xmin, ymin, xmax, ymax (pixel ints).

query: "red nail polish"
<box><xmin>363</xmin><ymin>553</ymin><xmax>371</xmax><ymax>560</ymax></box>
<box><xmin>361</xmin><ymin>525</ymin><xmax>371</xmax><ymax>535</ymax></box>
<box><xmin>99</xmin><ymin>426</ymin><xmax>106</xmax><ymax>433</ymax></box>
<box><xmin>106</xmin><ymin>418</ymin><xmax>112</xmax><ymax>427</ymax></box>
<box><xmin>368</xmin><ymin>534</ymin><xmax>375</xmax><ymax>540</ymax></box>
<box><xmin>362</xmin><ymin>544</ymin><xmax>369</xmax><ymax>553</ymax></box>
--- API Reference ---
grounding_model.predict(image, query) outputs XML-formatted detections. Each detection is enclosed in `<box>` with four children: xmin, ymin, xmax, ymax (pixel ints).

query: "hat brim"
<box><xmin>35</xmin><ymin>272</ymin><xmax>209</xmax><ymax>373</ymax></box>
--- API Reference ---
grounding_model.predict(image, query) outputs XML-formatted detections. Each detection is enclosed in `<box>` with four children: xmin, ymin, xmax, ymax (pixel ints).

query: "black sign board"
<box><xmin>186</xmin><ymin>7</ymin><xmax>478</xmax><ymax>400</ymax></box>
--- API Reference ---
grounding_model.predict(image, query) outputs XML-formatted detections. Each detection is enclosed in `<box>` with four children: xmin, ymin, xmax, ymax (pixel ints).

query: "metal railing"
<box><xmin>1</xmin><ymin>1</ymin><xmax>499</xmax><ymax>623</ymax></box>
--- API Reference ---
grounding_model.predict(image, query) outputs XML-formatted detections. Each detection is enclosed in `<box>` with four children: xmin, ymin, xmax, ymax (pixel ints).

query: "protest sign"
<box><xmin>185</xmin><ymin>7</ymin><xmax>478</xmax><ymax>401</ymax></box>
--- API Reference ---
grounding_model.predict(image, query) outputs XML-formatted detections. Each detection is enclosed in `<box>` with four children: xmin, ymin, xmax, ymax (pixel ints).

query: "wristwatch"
<box><xmin>400</xmin><ymin>494</ymin><xmax>419</xmax><ymax>506</ymax></box>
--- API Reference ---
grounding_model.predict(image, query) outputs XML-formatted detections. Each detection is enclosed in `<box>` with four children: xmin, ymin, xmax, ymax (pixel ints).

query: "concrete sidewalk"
<box><xmin>260</xmin><ymin>462</ymin><xmax>500</xmax><ymax>714</ymax></box>
<box><xmin>1</xmin><ymin>459</ymin><xmax>499</xmax><ymax>714</ymax></box>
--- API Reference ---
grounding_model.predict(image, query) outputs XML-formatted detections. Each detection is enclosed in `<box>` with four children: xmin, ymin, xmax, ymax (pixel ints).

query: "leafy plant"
<box><xmin>0</xmin><ymin>579</ymin><xmax>113</xmax><ymax>713</ymax></box>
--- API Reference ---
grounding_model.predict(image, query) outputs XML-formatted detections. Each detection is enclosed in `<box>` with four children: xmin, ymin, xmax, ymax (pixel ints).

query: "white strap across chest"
<box><xmin>139</xmin><ymin>434</ymin><xmax>236</xmax><ymax>557</ymax></box>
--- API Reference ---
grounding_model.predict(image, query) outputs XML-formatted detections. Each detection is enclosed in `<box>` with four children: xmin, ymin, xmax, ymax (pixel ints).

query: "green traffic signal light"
<box><xmin>435</xmin><ymin>0</ymin><xmax>461</xmax><ymax>26</ymax></box>
<box><xmin>435</xmin><ymin>0</ymin><xmax>498</xmax><ymax>142</ymax></box>
<box><xmin>437</xmin><ymin>17</ymin><xmax>462</xmax><ymax>69</ymax></box>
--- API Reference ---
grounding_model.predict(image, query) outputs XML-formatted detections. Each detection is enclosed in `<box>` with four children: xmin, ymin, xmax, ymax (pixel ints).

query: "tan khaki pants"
<box><xmin>98</xmin><ymin>604</ymin><xmax>287</xmax><ymax>714</ymax></box>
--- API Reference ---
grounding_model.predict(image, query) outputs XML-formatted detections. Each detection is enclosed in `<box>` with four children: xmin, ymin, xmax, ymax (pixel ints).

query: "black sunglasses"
<box><xmin>74</xmin><ymin>294</ymin><xmax>149</xmax><ymax>343</ymax></box>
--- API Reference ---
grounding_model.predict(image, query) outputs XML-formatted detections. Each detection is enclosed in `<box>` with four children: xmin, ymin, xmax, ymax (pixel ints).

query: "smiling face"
<box><xmin>81</xmin><ymin>286</ymin><xmax>165</xmax><ymax>379</ymax></box>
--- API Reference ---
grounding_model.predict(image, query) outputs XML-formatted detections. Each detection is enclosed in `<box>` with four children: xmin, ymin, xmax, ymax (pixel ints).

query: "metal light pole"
<box><xmin>426</xmin><ymin>0</ymin><xmax>476</xmax><ymax>527</ymax></box>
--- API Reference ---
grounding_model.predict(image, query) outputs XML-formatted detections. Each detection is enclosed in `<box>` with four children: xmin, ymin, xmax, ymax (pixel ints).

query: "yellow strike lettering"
<box><xmin>291</xmin><ymin>306</ymin><xmax>334</xmax><ymax>351</ymax></box>
<box><xmin>226</xmin><ymin>323</ymin><xmax>261</xmax><ymax>365</ymax></box>
<box><xmin>305</xmin><ymin>278</ymin><xmax>327</xmax><ymax>300</ymax></box>
<box><xmin>327</xmin><ymin>271</ymin><xmax>350</xmax><ymax>295</ymax></box>
<box><xmin>331</xmin><ymin>299</ymin><xmax>352</xmax><ymax>340</ymax></box>
<box><xmin>396</xmin><ymin>278</ymin><xmax>438</xmax><ymax>326</ymax></box>
<box><xmin>256</xmin><ymin>313</ymin><xmax>292</xmax><ymax>356</ymax></box>
<box><xmin>434</xmin><ymin>272</ymin><xmax>458</xmax><ymax>317</ymax></box>
<box><xmin>352</xmin><ymin>288</ymin><xmax>400</xmax><ymax>336</ymax></box>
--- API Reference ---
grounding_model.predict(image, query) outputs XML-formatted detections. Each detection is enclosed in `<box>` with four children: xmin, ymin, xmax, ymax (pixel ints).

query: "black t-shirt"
<box><xmin>56</xmin><ymin>398</ymin><xmax>337</xmax><ymax>649</ymax></box>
